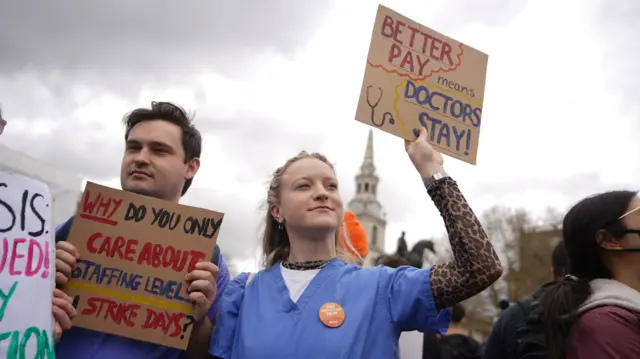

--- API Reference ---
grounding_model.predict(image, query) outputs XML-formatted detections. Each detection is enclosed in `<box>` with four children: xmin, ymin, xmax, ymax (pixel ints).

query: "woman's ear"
<box><xmin>596</xmin><ymin>229</ymin><xmax>623</xmax><ymax>250</ymax></box>
<box><xmin>270</xmin><ymin>204</ymin><xmax>282</xmax><ymax>223</ymax></box>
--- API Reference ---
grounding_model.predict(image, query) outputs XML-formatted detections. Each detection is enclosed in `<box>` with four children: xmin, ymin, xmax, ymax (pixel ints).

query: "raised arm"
<box><xmin>427</xmin><ymin>177</ymin><xmax>502</xmax><ymax>309</ymax></box>
<box><xmin>406</xmin><ymin>127</ymin><xmax>503</xmax><ymax>311</ymax></box>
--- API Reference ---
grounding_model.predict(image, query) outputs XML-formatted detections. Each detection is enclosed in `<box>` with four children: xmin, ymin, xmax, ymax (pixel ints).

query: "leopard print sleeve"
<box><xmin>427</xmin><ymin>177</ymin><xmax>503</xmax><ymax>310</ymax></box>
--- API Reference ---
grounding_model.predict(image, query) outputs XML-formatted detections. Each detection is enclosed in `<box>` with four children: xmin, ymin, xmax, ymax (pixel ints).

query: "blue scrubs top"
<box><xmin>209</xmin><ymin>259</ymin><xmax>451</xmax><ymax>359</ymax></box>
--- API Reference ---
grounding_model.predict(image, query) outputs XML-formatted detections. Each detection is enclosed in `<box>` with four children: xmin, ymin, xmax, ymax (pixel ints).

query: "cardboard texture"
<box><xmin>62</xmin><ymin>182</ymin><xmax>224</xmax><ymax>350</ymax></box>
<box><xmin>356</xmin><ymin>5</ymin><xmax>489</xmax><ymax>165</ymax></box>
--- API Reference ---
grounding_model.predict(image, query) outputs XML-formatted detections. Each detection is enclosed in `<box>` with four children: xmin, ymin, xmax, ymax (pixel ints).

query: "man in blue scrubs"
<box><xmin>53</xmin><ymin>102</ymin><xmax>230</xmax><ymax>359</ymax></box>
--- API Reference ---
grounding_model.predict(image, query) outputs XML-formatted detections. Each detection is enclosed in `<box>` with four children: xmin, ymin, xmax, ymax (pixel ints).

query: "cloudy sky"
<box><xmin>1</xmin><ymin>0</ymin><xmax>638</xmax><ymax>271</ymax></box>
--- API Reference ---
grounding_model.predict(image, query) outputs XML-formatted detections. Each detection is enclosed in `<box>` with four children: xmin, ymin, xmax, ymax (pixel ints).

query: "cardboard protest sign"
<box><xmin>356</xmin><ymin>5</ymin><xmax>489</xmax><ymax>165</ymax></box>
<box><xmin>62</xmin><ymin>182</ymin><xmax>224</xmax><ymax>350</ymax></box>
<box><xmin>0</xmin><ymin>173</ymin><xmax>55</xmax><ymax>358</ymax></box>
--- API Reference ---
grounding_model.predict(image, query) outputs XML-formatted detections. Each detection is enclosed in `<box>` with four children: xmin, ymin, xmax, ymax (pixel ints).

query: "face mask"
<box><xmin>603</xmin><ymin>248</ymin><xmax>640</xmax><ymax>253</ymax></box>
<box><xmin>599</xmin><ymin>229</ymin><xmax>640</xmax><ymax>252</ymax></box>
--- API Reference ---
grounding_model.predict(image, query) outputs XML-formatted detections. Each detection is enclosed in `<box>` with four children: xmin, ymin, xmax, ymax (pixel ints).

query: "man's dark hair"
<box><xmin>451</xmin><ymin>303</ymin><xmax>466</xmax><ymax>324</ymax></box>
<box><xmin>550</xmin><ymin>240</ymin><xmax>569</xmax><ymax>280</ymax></box>
<box><xmin>375</xmin><ymin>254</ymin><xmax>410</xmax><ymax>268</ymax></box>
<box><xmin>122</xmin><ymin>101</ymin><xmax>202</xmax><ymax>196</ymax></box>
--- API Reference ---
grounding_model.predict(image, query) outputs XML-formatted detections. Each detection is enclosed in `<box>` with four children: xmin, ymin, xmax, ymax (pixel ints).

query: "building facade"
<box><xmin>508</xmin><ymin>227</ymin><xmax>563</xmax><ymax>300</ymax></box>
<box><xmin>348</xmin><ymin>129</ymin><xmax>387</xmax><ymax>267</ymax></box>
<box><xmin>0</xmin><ymin>144</ymin><xmax>83</xmax><ymax>226</ymax></box>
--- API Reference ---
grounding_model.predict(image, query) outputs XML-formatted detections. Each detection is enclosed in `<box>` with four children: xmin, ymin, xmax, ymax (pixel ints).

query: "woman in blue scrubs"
<box><xmin>209</xmin><ymin>128</ymin><xmax>503</xmax><ymax>359</ymax></box>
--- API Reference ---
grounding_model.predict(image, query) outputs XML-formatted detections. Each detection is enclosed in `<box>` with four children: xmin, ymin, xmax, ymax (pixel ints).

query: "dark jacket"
<box><xmin>423</xmin><ymin>332</ymin><xmax>482</xmax><ymax>359</ymax></box>
<box><xmin>481</xmin><ymin>282</ymin><xmax>555</xmax><ymax>359</ymax></box>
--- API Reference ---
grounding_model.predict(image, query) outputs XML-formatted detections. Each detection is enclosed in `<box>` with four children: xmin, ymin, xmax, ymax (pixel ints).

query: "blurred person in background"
<box><xmin>498</xmin><ymin>299</ymin><xmax>511</xmax><ymax>313</ymax></box>
<box><xmin>432</xmin><ymin>304</ymin><xmax>482</xmax><ymax>359</ymax></box>
<box><xmin>482</xmin><ymin>241</ymin><xmax>569</xmax><ymax>359</ymax></box>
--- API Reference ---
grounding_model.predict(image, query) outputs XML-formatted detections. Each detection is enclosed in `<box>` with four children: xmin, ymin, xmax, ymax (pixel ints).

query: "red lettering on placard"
<box><xmin>81</xmin><ymin>296</ymin><xmax>141</xmax><ymax>327</ymax></box>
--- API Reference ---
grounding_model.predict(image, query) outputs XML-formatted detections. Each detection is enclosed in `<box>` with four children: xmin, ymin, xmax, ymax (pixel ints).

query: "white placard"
<box><xmin>0</xmin><ymin>172</ymin><xmax>55</xmax><ymax>358</ymax></box>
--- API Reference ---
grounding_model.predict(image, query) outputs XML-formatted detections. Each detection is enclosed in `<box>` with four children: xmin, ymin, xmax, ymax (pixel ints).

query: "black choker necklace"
<box><xmin>281</xmin><ymin>259</ymin><xmax>331</xmax><ymax>271</ymax></box>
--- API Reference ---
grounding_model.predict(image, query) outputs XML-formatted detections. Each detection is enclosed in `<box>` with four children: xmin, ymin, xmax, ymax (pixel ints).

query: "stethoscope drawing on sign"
<box><xmin>366</xmin><ymin>85</ymin><xmax>395</xmax><ymax>127</ymax></box>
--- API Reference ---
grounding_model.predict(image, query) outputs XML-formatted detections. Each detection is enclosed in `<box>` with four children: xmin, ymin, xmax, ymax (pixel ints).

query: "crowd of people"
<box><xmin>4</xmin><ymin>101</ymin><xmax>638</xmax><ymax>358</ymax></box>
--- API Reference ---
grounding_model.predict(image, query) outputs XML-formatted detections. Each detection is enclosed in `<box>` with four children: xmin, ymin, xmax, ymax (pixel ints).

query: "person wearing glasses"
<box><xmin>538</xmin><ymin>191</ymin><xmax>640</xmax><ymax>359</ymax></box>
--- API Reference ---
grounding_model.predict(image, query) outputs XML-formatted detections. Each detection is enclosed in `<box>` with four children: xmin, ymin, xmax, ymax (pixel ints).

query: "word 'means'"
<box><xmin>86</xmin><ymin>232</ymin><xmax>205</xmax><ymax>273</ymax></box>
<box><xmin>381</xmin><ymin>14</ymin><xmax>455</xmax><ymax>76</ymax></box>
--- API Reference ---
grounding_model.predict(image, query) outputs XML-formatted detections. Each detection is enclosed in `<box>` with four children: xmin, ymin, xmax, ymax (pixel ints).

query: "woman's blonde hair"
<box><xmin>261</xmin><ymin>151</ymin><xmax>361</xmax><ymax>268</ymax></box>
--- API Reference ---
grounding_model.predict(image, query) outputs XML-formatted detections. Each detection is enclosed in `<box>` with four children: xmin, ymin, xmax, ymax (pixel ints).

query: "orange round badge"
<box><xmin>319</xmin><ymin>302</ymin><xmax>345</xmax><ymax>328</ymax></box>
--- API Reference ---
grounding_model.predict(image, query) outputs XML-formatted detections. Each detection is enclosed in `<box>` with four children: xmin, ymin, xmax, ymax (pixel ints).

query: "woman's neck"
<box><xmin>286</xmin><ymin>229</ymin><xmax>336</xmax><ymax>263</ymax></box>
<box><xmin>611</xmin><ymin>258</ymin><xmax>640</xmax><ymax>292</ymax></box>
<box><xmin>446</xmin><ymin>324</ymin><xmax>466</xmax><ymax>335</ymax></box>
<box><xmin>613</xmin><ymin>270</ymin><xmax>640</xmax><ymax>292</ymax></box>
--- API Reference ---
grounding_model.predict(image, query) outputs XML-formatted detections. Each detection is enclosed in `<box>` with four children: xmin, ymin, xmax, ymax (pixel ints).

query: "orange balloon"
<box><xmin>338</xmin><ymin>211</ymin><xmax>369</xmax><ymax>259</ymax></box>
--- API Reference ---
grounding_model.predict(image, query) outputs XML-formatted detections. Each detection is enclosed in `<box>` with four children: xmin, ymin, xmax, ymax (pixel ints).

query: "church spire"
<box><xmin>359</xmin><ymin>129</ymin><xmax>376</xmax><ymax>176</ymax></box>
<box><xmin>348</xmin><ymin>129</ymin><xmax>387</xmax><ymax>257</ymax></box>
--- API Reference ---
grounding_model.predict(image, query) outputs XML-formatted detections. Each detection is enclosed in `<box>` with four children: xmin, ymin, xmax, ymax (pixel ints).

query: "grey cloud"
<box><xmin>196</xmin><ymin>113</ymin><xmax>329</xmax><ymax>184</ymax></box>
<box><xmin>182</xmin><ymin>187</ymin><xmax>265</xmax><ymax>259</ymax></box>
<box><xmin>591</xmin><ymin>0</ymin><xmax>640</xmax><ymax>180</ymax></box>
<box><xmin>0</xmin><ymin>0</ymin><xmax>336</xmax><ymax>183</ymax></box>
<box><xmin>0</xmin><ymin>0</ymin><xmax>335</xmax><ymax>104</ymax></box>
<box><xmin>432</xmin><ymin>0</ymin><xmax>530</xmax><ymax>32</ymax></box>
<box><xmin>593</xmin><ymin>0</ymin><xmax>640</xmax><ymax>111</ymax></box>
<box><xmin>469</xmin><ymin>172</ymin><xmax>637</xmax><ymax>207</ymax></box>
<box><xmin>0</xmin><ymin>0</ymin><xmax>334</xmax><ymax>76</ymax></box>
<box><xmin>1</xmin><ymin>116</ymin><xmax>124</xmax><ymax>180</ymax></box>
<box><xmin>1</xmin><ymin>102</ymin><xmax>329</xmax><ymax>183</ymax></box>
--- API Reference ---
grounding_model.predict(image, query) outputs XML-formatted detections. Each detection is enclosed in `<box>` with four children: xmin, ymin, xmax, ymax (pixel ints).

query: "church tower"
<box><xmin>348</xmin><ymin>129</ymin><xmax>387</xmax><ymax>264</ymax></box>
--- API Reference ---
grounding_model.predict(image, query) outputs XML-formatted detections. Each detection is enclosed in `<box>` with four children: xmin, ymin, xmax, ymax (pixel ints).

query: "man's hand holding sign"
<box><xmin>53</xmin><ymin>241</ymin><xmax>79</xmax><ymax>342</ymax></box>
<box><xmin>186</xmin><ymin>262</ymin><xmax>219</xmax><ymax>323</ymax></box>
